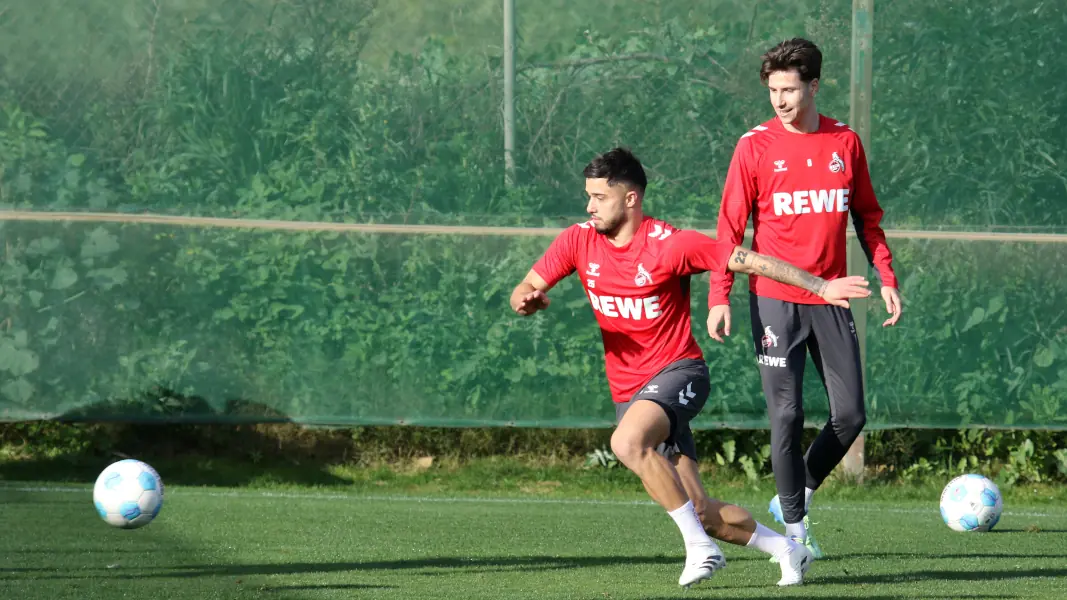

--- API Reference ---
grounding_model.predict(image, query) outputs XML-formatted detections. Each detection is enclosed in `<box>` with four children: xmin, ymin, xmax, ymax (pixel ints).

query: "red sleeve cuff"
<box><xmin>708</xmin><ymin>293</ymin><xmax>731</xmax><ymax>307</ymax></box>
<box><xmin>879</xmin><ymin>272</ymin><xmax>899</xmax><ymax>289</ymax></box>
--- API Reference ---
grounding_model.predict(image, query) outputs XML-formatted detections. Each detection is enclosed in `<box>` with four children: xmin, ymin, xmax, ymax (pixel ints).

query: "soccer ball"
<box><xmin>939</xmin><ymin>473</ymin><xmax>1003</xmax><ymax>532</ymax></box>
<box><xmin>93</xmin><ymin>459</ymin><xmax>165</xmax><ymax>529</ymax></box>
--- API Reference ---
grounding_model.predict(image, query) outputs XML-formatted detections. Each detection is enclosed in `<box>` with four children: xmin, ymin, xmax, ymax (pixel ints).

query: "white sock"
<box><xmin>805</xmin><ymin>487</ymin><xmax>816</xmax><ymax>512</ymax></box>
<box><xmin>785</xmin><ymin>520</ymin><xmax>807</xmax><ymax>541</ymax></box>
<box><xmin>668</xmin><ymin>500</ymin><xmax>714</xmax><ymax>550</ymax></box>
<box><xmin>745</xmin><ymin>522</ymin><xmax>793</xmax><ymax>559</ymax></box>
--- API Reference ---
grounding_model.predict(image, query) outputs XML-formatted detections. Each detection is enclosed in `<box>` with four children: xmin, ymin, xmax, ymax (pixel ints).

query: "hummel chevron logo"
<box><xmin>678</xmin><ymin>382</ymin><xmax>696</xmax><ymax>405</ymax></box>
<box><xmin>648</xmin><ymin>224</ymin><xmax>673</xmax><ymax>241</ymax></box>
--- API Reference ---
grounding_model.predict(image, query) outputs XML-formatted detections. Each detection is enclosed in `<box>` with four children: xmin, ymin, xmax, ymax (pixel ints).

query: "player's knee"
<box><xmin>609</xmin><ymin>430</ymin><xmax>647</xmax><ymax>467</ymax></box>
<box><xmin>834</xmin><ymin>406</ymin><xmax>867</xmax><ymax>440</ymax></box>
<box><xmin>769</xmin><ymin>403</ymin><xmax>803</xmax><ymax>435</ymax></box>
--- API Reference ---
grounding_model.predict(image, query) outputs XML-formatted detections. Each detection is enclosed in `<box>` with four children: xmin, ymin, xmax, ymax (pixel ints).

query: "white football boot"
<box><xmin>678</xmin><ymin>542</ymin><xmax>726</xmax><ymax>588</ymax></box>
<box><xmin>776</xmin><ymin>539</ymin><xmax>814</xmax><ymax>586</ymax></box>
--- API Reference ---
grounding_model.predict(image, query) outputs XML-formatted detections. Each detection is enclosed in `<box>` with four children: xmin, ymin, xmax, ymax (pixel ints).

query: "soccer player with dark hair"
<box><xmin>707</xmin><ymin>38</ymin><xmax>903</xmax><ymax>559</ymax></box>
<box><xmin>511</xmin><ymin>147</ymin><xmax>872</xmax><ymax>588</ymax></box>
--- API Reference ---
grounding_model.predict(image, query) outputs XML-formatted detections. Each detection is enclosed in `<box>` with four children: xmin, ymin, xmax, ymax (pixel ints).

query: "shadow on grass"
<box><xmin>3</xmin><ymin>554</ymin><xmax>764</xmax><ymax>578</ymax></box>
<box><xmin>14</xmin><ymin>556</ymin><xmax>1062</xmax><ymax>586</ymax></box>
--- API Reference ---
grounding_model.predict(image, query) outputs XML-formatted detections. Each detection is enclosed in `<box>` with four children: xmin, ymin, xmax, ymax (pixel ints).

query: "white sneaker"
<box><xmin>678</xmin><ymin>543</ymin><xmax>726</xmax><ymax>588</ymax></box>
<box><xmin>776</xmin><ymin>540</ymin><xmax>813</xmax><ymax>587</ymax></box>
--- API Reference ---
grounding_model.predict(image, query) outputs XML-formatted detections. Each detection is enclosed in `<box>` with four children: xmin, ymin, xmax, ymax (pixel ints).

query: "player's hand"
<box><xmin>819</xmin><ymin>276</ymin><xmax>871</xmax><ymax>308</ymax></box>
<box><xmin>706</xmin><ymin>304</ymin><xmax>731</xmax><ymax>343</ymax></box>
<box><xmin>512</xmin><ymin>290</ymin><xmax>550</xmax><ymax>316</ymax></box>
<box><xmin>881</xmin><ymin>286</ymin><xmax>903</xmax><ymax>327</ymax></box>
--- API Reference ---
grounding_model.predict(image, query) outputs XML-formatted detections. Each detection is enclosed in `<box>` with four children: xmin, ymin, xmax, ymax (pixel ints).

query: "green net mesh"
<box><xmin>1</xmin><ymin>0</ymin><xmax>1064</xmax><ymax>427</ymax></box>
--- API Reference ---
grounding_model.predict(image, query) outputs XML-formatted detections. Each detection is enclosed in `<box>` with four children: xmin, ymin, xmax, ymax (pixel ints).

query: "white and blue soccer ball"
<box><xmin>93</xmin><ymin>459</ymin><xmax>165</xmax><ymax>529</ymax></box>
<box><xmin>939</xmin><ymin>473</ymin><xmax>1003</xmax><ymax>532</ymax></box>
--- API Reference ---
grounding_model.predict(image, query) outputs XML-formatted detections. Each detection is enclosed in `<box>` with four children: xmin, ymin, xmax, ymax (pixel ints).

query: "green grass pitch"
<box><xmin>1</xmin><ymin>483</ymin><xmax>1066</xmax><ymax>599</ymax></box>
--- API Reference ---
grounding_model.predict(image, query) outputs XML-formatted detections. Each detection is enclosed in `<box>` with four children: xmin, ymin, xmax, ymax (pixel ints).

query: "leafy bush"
<box><xmin>0</xmin><ymin>0</ymin><xmax>1064</xmax><ymax>428</ymax></box>
<box><xmin>3</xmin><ymin>423</ymin><xmax>1065</xmax><ymax>485</ymax></box>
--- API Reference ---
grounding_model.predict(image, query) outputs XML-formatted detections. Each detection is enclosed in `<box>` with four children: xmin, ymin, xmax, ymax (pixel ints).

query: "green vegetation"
<box><xmin>3</xmin><ymin>423</ymin><xmax>1066</xmax><ymax>487</ymax></box>
<box><xmin>0</xmin><ymin>0</ymin><xmax>1064</xmax><ymax>427</ymax></box>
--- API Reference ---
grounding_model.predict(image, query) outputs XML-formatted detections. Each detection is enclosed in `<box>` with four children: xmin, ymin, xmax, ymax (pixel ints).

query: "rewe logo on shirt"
<box><xmin>772</xmin><ymin>189</ymin><xmax>850</xmax><ymax>216</ymax></box>
<box><xmin>588</xmin><ymin>291</ymin><xmax>662</xmax><ymax>320</ymax></box>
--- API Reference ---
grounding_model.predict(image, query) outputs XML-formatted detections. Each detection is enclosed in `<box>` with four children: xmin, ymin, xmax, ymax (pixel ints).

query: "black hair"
<box><xmin>582</xmin><ymin>147</ymin><xmax>647</xmax><ymax>193</ymax></box>
<box><xmin>760</xmin><ymin>38</ymin><xmax>822</xmax><ymax>83</ymax></box>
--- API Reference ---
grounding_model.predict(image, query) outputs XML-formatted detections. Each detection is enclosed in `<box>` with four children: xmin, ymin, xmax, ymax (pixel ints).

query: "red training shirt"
<box><xmin>709</xmin><ymin>115</ymin><xmax>897</xmax><ymax>306</ymax></box>
<box><xmin>533</xmin><ymin>216</ymin><xmax>734</xmax><ymax>403</ymax></box>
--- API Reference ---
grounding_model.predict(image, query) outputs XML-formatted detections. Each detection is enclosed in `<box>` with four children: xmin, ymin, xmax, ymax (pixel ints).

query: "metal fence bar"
<box><xmin>3</xmin><ymin>212</ymin><xmax>1066</xmax><ymax>243</ymax></box>
<box><xmin>503</xmin><ymin>0</ymin><xmax>517</xmax><ymax>187</ymax></box>
<box><xmin>843</xmin><ymin>0</ymin><xmax>875</xmax><ymax>479</ymax></box>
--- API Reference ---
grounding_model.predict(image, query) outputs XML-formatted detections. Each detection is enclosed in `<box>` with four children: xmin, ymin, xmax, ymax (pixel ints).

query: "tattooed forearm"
<box><xmin>727</xmin><ymin>247</ymin><xmax>828</xmax><ymax>296</ymax></box>
<box><xmin>757</xmin><ymin>255</ymin><xmax>829</xmax><ymax>296</ymax></box>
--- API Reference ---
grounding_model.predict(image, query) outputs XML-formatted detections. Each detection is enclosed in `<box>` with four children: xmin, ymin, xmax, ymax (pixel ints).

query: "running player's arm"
<box><xmin>667</xmin><ymin>231</ymin><xmax>871</xmax><ymax>308</ymax></box>
<box><xmin>510</xmin><ymin>226</ymin><xmax>579</xmax><ymax>316</ymax></box>
<box><xmin>511</xmin><ymin>270</ymin><xmax>553</xmax><ymax>316</ymax></box>
<box><xmin>707</xmin><ymin>138</ymin><xmax>758</xmax><ymax>307</ymax></box>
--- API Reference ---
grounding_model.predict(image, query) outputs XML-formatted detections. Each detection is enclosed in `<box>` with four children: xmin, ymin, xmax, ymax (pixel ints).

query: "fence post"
<box><xmin>503</xmin><ymin>0</ymin><xmax>517</xmax><ymax>187</ymax></box>
<box><xmin>843</xmin><ymin>0</ymin><xmax>874</xmax><ymax>481</ymax></box>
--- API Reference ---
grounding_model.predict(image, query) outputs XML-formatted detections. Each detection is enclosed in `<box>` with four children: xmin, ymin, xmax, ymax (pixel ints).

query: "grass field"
<box><xmin>2</xmin><ymin>472</ymin><xmax>1066</xmax><ymax>600</ymax></box>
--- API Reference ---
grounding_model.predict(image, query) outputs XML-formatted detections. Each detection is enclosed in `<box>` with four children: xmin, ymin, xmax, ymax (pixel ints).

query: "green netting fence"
<box><xmin>0</xmin><ymin>0</ymin><xmax>1064</xmax><ymax>428</ymax></box>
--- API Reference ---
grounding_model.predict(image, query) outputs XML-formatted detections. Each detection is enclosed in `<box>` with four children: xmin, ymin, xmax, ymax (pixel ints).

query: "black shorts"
<box><xmin>614</xmin><ymin>358</ymin><xmax>710</xmax><ymax>461</ymax></box>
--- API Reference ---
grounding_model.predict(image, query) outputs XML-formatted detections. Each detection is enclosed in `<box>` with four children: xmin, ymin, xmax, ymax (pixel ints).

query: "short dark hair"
<box><xmin>760</xmin><ymin>38</ymin><xmax>822</xmax><ymax>83</ymax></box>
<box><xmin>582</xmin><ymin>147</ymin><xmax>647</xmax><ymax>193</ymax></box>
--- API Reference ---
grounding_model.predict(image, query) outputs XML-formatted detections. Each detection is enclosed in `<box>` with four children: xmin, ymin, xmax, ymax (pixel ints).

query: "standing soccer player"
<box><xmin>511</xmin><ymin>147</ymin><xmax>872</xmax><ymax>588</ymax></box>
<box><xmin>706</xmin><ymin>38</ymin><xmax>903</xmax><ymax>558</ymax></box>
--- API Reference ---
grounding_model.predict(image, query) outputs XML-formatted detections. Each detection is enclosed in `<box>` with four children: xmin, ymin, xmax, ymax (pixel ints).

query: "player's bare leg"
<box><xmin>611</xmin><ymin>400</ymin><xmax>725</xmax><ymax>587</ymax></box>
<box><xmin>611</xmin><ymin>401</ymin><xmax>688</xmax><ymax>509</ymax></box>
<box><xmin>675</xmin><ymin>454</ymin><xmax>812</xmax><ymax>586</ymax></box>
<box><xmin>674</xmin><ymin>454</ymin><xmax>756</xmax><ymax>543</ymax></box>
